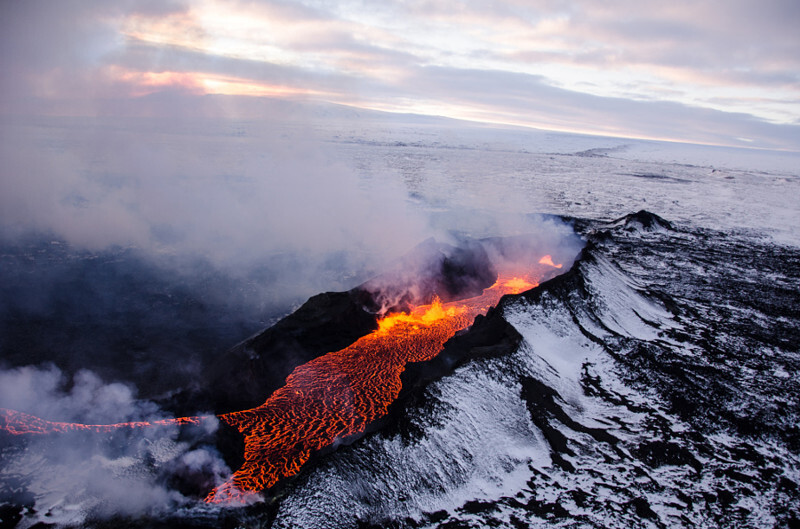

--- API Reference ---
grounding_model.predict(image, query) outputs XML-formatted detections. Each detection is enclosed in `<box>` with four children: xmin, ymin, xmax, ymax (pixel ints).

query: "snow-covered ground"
<box><xmin>315</xmin><ymin>117</ymin><xmax>800</xmax><ymax>246</ymax></box>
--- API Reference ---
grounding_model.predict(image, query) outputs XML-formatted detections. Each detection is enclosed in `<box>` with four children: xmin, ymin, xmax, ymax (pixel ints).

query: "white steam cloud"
<box><xmin>0</xmin><ymin>365</ymin><xmax>158</xmax><ymax>424</ymax></box>
<box><xmin>0</xmin><ymin>365</ymin><xmax>231</xmax><ymax>525</ymax></box>
<box><xmin>0</xmin><ymin>116</ymin><xmax>432</xmax><ymax>304</ymax></box>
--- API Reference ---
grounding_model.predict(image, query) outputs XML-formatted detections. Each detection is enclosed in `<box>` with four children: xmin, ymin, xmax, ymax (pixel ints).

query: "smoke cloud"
<box><xmin>0</xmin><ymin>365</ymin><xmax>158</xmax><ymax>424</ymax></box>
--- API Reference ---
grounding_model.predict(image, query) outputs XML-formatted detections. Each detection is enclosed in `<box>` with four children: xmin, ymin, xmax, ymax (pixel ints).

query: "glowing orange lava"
<box><xmin>538</xmin><ymin>254</ymin><xmax>563</xmax><ymax>268</ymax></box>
<box><xmin>0</xmin><ymin>407</ymin><xmax>209</xmax><ymax>435</ymax></box>
<box><xmin>0</xmin><ymin>256</ymin><xmax>563</xmax><ymax>504</ymax></box>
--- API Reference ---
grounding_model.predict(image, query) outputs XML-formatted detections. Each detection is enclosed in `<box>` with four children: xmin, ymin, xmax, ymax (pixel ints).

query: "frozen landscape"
<box><xmin>1</xmin><ymin>111</ymin><xmax>799</xmax><ymax>528</ymax></box>
<box><xmin>3</xmin><ymin>1</ymin><xmax>800</xmax><ymax>527</ymax></box>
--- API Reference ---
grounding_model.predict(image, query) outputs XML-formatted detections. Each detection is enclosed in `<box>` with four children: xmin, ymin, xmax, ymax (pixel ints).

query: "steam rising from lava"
<box><xmin>0</xmin><ymin>119</ymin><xmax>433</xmax><ymax>308</ymax></box>
<box><xmin>0</xmin><ymin>366</ymin><xmax>158</xmax><ymax>425</ymax></box>
<box><xmin>204</xmin><ymin>252</ymin><xmax>559</xmax><ymax>503</ymax></box>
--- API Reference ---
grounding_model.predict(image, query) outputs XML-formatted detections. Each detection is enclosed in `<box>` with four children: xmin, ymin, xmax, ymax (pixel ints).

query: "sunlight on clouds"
<box><xmin>121</xmin><ymin>0</ymin><xmax>405</xmax><ymax>78</ymax></box>
<box><xmin>122</xmin><ymin>1</ymin><xmax>302</xmax><ymax>66</ymax></box>
<box><xmin>114</xmin><ymin>0</ymin><xmax>800</xmax><ymax>130</ymax></box>
<box><xmin>341</xmin><ymin>95</ymin><xmax>681</xmax><ymax>145</ymax></box>
<box><xmin>200</xmin><ymin>76</ymin><xmax>330</xmax><ymax>98</ymax></box>
<box><xmin>321</xmin><ymin>3</ymin><xmax>491</xmax><ymax>68</ymax></box>
<box><xmin>122</xmin><ymin>11</ymin><xmax>206</xmax><ymax>52</ymax></box>
<box><xmin>106</xmin><ymin>65</ymin><xmax>328</xmax><ymax>99</ymax></box>
<box><xmin>192</xmin><ymin>1</ymin><xmax>307</xmax><ymax>66</ymax></box>
<box><xmin>106</xmin><ymin>66</ymin><xmax>204</xmax><ymax>97</ymax></box>
<box><xmin>6</xmin><ymin>0</ymin><xmax>790</xmax><ymax>148</ymax></box>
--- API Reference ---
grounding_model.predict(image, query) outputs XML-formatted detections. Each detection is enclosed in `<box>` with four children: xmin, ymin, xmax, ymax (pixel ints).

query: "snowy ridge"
<box><xmin>265</xmin><ymin>211</ymin><xmax>800</xmax><ymax>529</ymax></box>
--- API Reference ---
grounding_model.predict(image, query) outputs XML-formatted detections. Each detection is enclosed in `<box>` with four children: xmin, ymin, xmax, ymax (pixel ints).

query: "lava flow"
<box><xmin>0</xmin><ymin>255</ymin><xmax>563</xmax><ymax>504</ymax></box>
<box><xmin>538</xmin><ymin>254</ymin><xmax>562</xmax><ymax>268</ymax></box>
<box><xmin>206</xmin><ymin>269</ymin><xmax>545</xmax><ymax>503</ymax></box>
<box><xmin>0</xmin><ymin>408</ymin><xmax>209</xmax><ymax>435</ymax></box>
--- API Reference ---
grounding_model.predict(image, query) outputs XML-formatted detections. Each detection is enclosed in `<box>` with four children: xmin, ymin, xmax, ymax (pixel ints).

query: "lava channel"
<box><xmin>0</xmin><ymin>408</ymin><xmax>209</xmax><ymax>435</ymax></box>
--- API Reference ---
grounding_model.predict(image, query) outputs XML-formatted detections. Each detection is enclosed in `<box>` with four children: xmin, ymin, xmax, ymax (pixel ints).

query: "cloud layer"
<box><xmin>1</xmin><ymin>0</ymin><xmax>798</xmax><ymax>149</ymax></box>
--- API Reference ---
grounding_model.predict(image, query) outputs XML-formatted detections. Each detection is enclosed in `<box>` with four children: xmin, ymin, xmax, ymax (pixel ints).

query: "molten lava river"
<box><xmin>1</xmin><ymin>257</ymin><xmax>561</xmax><ymax>503</ymax></box>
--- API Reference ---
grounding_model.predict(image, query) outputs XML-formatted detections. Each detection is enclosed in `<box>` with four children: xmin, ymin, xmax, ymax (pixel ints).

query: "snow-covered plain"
<box><xmin>315</xmin><ymin>116</ymin><xmax>800</xmax><ymax>247</ymax></box>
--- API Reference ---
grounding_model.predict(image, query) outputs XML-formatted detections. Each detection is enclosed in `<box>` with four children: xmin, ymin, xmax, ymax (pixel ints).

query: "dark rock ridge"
<box><xmin>200</xmin><ymin>290</ymin><xmax>378</xmax><ymax>414</ymax></box>
<box><xmin>610</xmin><ymin>208</ymin><xmax>675</xmax><ymax>232</ymax></box>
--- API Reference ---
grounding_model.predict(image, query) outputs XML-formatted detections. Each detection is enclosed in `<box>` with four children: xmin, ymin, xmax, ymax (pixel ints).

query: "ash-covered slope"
<box><xmin>265</xmin><ymin>211</ymin><xmax>800</xmax><ymax>529</ymax></box>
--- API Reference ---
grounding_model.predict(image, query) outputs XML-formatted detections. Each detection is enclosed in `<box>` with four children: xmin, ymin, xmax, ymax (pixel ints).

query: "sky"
<box><xmin>1</xmin><ymin>0</ymin><xmax>799</xmax><ymax>150</ymax></box>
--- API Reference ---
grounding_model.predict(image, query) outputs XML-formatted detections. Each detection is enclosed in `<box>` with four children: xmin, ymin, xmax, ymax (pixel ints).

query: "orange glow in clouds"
<box><xmin>199</xmin><ymin>76</ymin><xmax>329</xmax><ymax>98</ymax></box>
<box><xmin>107</xmin><ymin>66</ymin><xmax>325</xmax><ymax>99</ymax></box>
<box><xmin>107</xmin><ymin>67</ymin><xmax>204</xmax><ymax>96</ymax></box>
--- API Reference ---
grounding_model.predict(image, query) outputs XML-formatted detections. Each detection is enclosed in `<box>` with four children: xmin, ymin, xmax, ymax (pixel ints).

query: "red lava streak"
<box><xmin>0</xmin><ymin>407</ymin><xmax>209</xmax><ymax>435</ymax></box>
<box><xmin>0</xmin><ymin>256</ymin><xmax>564</xmax><ymax>504</ymax></box>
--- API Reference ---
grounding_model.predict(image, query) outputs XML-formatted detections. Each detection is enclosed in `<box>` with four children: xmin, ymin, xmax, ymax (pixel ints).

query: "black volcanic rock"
<box><xmin>262</xmin><ymin>210</ymin><xmax>800</xmax><ymax>529</ymax></box>
<box><xmin>610</xmin><ymin>209</ymin><xmax>675</xmax><ymax>232</ymax></box>
<box><xmin>203</xmin><ymin>290</ymin><xmax>378</xmax><ymax>414</ymax></box>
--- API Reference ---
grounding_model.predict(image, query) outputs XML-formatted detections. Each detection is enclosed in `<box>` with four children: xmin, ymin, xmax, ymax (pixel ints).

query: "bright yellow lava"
<box><xmin>377</xmin><ymin>297</ymin><xmax>465</xmax><ymax>334</ymax></box>
<box><xmin>538</xmin><ymin>254</ymin><xmax>563</xmax><ymax>268</ymax></box>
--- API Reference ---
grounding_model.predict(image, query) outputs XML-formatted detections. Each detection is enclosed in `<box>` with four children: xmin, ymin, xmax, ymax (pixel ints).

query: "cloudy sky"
<box><xmin>1</xmin><ymin>0</ymin><xmax>799</xmax><ymax>149</ymax></box>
